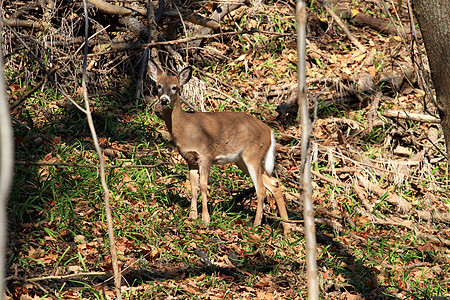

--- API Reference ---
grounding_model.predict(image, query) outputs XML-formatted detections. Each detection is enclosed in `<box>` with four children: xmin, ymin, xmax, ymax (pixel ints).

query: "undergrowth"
<box><xmin>4</xmin><ymin>0</ymin><xmax>449</xmax><ymax>299</ymax></box>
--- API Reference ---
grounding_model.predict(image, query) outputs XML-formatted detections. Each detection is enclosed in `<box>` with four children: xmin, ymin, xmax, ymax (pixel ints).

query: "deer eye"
<box><xmin>171</xmin><ymin>85</ymin><xmax>177</xmax><ymax>93</ymax></box>
<box><xmin>157</xmin><ymin>84</ymin><xmax>162</xmax><ymax>90</ymax></box>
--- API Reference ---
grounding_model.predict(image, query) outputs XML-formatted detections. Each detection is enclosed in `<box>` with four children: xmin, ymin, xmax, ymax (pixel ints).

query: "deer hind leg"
<box><xmin>262</xmin><ymin>173</ymin><xmax>291</xmax><ymax>234</ymax></box>
<box><xmin>198</xmin><ymin>159</ymin><xmax>211</xmax><ymax>224</ymax></box>
<box><xmin>188</xmin><ymin>166</ymin><xmax>199</xmax><ymax>220</ymax></box>
<box><xmin>239</xmin><ymin>157</ymin><xmax>266</xmax><ymax>227</ymax></box>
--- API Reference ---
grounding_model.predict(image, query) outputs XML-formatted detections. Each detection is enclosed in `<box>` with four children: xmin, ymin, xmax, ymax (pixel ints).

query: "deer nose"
<box><xmin>160</xmin><ymin>95</ymin><xmax>170</xmax><ymax>106</ymax></box>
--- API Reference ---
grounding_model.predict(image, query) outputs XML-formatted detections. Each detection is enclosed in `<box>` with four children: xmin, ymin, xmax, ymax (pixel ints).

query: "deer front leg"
<box><xmin>189</xmin><ymin>167</ymin><xmax>199</xmax><ymax>219</ymax></box>
<box><xmin>198</xmin><ymin>160</ymin><xmax>211</xmax><ymax>224</ymax></box>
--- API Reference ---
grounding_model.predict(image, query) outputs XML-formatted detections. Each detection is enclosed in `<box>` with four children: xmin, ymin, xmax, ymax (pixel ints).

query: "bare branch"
<box><xmin>297</xmin><ymin>1</ymin><xmax>319</xmax><ymax>298</ymax></box>
<box><xmin>82</xmin><ymin>2</ymin><xmax>122</xmax><ymax>299</ymax></box>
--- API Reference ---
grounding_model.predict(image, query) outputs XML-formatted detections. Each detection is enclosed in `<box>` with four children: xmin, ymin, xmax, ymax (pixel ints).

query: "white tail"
<box><xmin>148</xmin><ymin>61</ymin><xmax>291</xmax><ymax>233</ymax></box>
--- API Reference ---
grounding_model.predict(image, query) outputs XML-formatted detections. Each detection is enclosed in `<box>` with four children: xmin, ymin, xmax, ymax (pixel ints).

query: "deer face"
<box><xmin>148</xmin><ymin>61</ymin><xmax>193</xmax><ymax>108</ymax></box>
<box><xmin>156</xmin><ymin>74</ymin><xmax>180</xmax><ymax>107</ymax></box>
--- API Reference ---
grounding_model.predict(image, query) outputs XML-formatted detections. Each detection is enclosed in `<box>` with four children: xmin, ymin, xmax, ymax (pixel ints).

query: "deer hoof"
<box><xmin>189</xmin><ymin>211</ymin><xmax>198</xmax><ymax>219</ymax></box>
<box><xmin>283</xmin><ymin>224</ymin><xmax>292</xmax><ymax>235</ymax></box>
<box><xmin>202</xmin><ymin>214</ymin><xmax>210</xmax><ymax>224</ymax></box>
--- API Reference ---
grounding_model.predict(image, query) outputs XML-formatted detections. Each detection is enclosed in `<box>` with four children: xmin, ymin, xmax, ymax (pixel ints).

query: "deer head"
<box><xmin>148</xmin><ymin>61</ymin><xmax>192</xmax><ymax>108</ymax></box>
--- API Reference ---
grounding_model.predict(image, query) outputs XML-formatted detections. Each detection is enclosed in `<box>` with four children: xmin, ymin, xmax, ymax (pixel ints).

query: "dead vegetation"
<box><xmin>3</xmin><ymin>0</ymin><xmax>449</xmax><ymax>299</ymax></box>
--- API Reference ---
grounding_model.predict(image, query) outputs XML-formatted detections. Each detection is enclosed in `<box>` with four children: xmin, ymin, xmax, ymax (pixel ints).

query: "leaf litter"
<box><xmin>4</xmin><ymin>0</ymin><xmax>450</xmax><ymax>299</ymax></box>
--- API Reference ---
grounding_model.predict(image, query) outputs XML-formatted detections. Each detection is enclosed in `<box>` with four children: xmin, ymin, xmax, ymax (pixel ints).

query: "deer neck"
<box><xmin>161</xmin><ymin>97</ymin><xmax>183</xmax><ymax>136</ymax></box>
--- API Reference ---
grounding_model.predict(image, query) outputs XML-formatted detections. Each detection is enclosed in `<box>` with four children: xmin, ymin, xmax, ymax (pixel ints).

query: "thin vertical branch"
<box><xmin>82</xmin><ymin>1</ymin><xmax>122</xmax><ymax>299</ymax></box>
<box><xmin>135</xmin><ymin>1</ymin><xmax>157</xmax><ymax>103</ymax></box>
<box><xmin>0</xmin><ymin>22</ymin><xmax>15</xmax><ymax>300</ymax></box>
<box><xmin>296</xmin><ymin>1</ymin><xmax>319</xmax><ymax>299</ymax></box>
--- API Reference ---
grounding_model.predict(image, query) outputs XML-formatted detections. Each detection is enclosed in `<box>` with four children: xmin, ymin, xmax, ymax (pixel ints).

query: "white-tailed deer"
<box><xmin>148</xmin><ymin>61</ymin><xmax>291</xmax><ymax>233</ymax></box>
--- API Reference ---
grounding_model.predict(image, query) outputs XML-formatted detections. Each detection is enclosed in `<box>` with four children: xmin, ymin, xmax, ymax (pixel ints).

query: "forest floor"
<box><xmin>3</xmin><ymin>0</ymin><xmax>449</xmax><ymax>299</ymax></box>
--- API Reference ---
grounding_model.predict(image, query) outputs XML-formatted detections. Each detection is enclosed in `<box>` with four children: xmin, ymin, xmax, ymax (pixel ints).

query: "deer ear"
<box><xmin>148</xmin><ymin>60</ymin><xmax>159</xmax><ymax>82</ymax></box>
<box><xmin>179</xmin><ymin>66</ymin><xmax>192</xmax><ymax>86</ymax></box>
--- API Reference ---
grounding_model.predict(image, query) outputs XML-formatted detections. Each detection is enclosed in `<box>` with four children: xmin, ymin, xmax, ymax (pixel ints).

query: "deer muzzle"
<box><xmin>160</xmin><ymin>95</ymin><xmax>170</xmax><ymax>106</ymax></box>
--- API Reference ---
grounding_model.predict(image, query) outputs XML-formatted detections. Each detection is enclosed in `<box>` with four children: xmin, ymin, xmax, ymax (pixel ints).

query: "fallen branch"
<box><xmin>87</xmin><ymin>0</ymin><xmax>219</xmax><ymax>29</ymax></box>
<box><xmin>339</xmin><ymin>11</ymin><xmax>411</xmax><ymax>38</ymax></box>
<box><xmin>9</xmin><ymin>272</ymin><xmax>107</xmax><ymax>282</ymax></box>
<box><xmin>416</xmin><ymin>210</ymin><xmax>450</xmax><ymax>223</ymax></box>
<box><xmin>87</xmin><ymin>0</ymin><xmax>145</xmax><ymax>15</ymax></box>
<box><xmin>352</xmin><ymin>179</ymin><xmax>373</xmax><ymax>211</ymax></box>
<box><xmin>15</xmin><ymin>160</ymin><xmax>167</xmax><ymax>169</ymax></box>
<box><xmin>2</xmin><ymin>19</ymin><xmax>44</xmax><ymax>30</ymax></box>
<box><xmin>356</xmin><ymin>172</ymin><xmax>412</xmax><ymax>212</ymax></box>
<box><xmin>383</xmin><ymin>109</ymin><xmax>440</xmax><ymax>124</ymax></box>
<box><xmin>374</xmin><ymin>219</ymin><xmax>450</xmax><ymax>246</ymax></box>
<box><xmin>311</xmin><ymin>170</ymin><xmax>351</xmax><ymax>188</ymax></box>
<box><xmin>318</xmin><ymin>1</ymin><xmax>366</xmax><ymax>53</ymax></box>
<box><xmin>163</xmin><ymin>9</ymin><xmax>219</xmax><ymax>30</ymax></box>
<box><xmin>90</xmin><ymin>30</ymin><xmax>292</xmax><ymax>55</ymax></box>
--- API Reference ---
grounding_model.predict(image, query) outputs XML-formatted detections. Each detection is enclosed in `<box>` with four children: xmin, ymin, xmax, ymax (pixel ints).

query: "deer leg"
<box><xmin>241</xmin><ymin>158</ymin><xmax>265</xmax><ymax>227</ymax></box>
<box><xmin>188</xmin><ymin>167</ymin><xmax>199</xmax><ymax>219</ymax></box>
<box><xmin>253</xmin><ymin>171</ymin><xmax>266</xmax><ymax>227</ymax></box>
<box><xmin>198</xmin><ymin>159</ymin><xmax>211</xmax><ymax>224</ymax></box>
<box><xmin>263</xmin><ymin>173</ymin><xmax>291</xmax><ymax>234</ymax></box>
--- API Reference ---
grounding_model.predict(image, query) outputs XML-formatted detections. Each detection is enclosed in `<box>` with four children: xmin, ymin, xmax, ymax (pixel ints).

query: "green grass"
<box><xmin>5</xmin><ymin>0</ymin><xmax>450</xmax><ymax>299</ymax></box>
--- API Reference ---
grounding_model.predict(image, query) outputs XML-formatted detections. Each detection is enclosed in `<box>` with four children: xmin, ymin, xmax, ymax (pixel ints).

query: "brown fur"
<box><xmin>148</xmin><ymin>61</ymin><xmax>291</xmax><ymax>233</ymax></box>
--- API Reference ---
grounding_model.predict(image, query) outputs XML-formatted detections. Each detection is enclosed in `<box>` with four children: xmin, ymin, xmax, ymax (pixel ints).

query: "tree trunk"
<box><xmin>412</xmin><ymin>0</ymin><xmax>450</xmax><ymax>163</ymax></box>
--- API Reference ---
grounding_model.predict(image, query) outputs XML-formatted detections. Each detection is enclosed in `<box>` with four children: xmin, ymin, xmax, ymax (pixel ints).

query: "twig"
<box><xmin>28</xmin><ymin>280</ymin><xmax>58</xmax><ymax>300</ymax></box>
<box><xmin>311</xmin><ymin>170</ymin><xmax>351</xmax><ymax>188</ymax></box>
<box><xmin>319</xmin><ymin>1</ymin><xmax>367</xmax><ymax>53</ymax></box>
<box><xmin>15</xmin><ymin>160</ymin><xmax>168</xmax><ymax>169</ymax></box>
<box><xmin>366</xmin><ymin>260</ymin><xmax>431</xmax><ymax>270</ymax></box>
<box><xmin>82</xmin><ymin>2</ymin><xmax>122</xmax><ymax>299</ymax></box>
<box><xmin>8</xmin><ymin>272</ymin><xmax>108</xmax><ymax>282</ymax></box>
